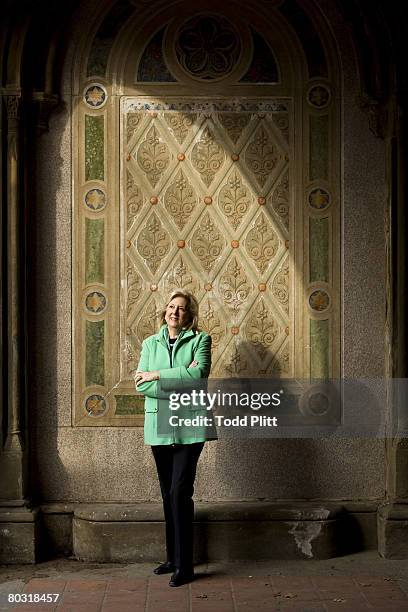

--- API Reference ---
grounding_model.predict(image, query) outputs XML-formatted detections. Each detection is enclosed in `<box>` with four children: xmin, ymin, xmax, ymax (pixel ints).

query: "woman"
<box><xmin>134</xmin><ymin>289</ymin><xmax>216</xmax><ymax>587</ymax></box>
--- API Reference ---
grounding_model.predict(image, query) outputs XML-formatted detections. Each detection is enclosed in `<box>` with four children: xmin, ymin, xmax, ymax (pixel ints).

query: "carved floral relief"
<box><xmin>218</xmin><ymin>170</ymin><xmax>251</xmax><ymax>230</ymax></box>
<box><xmin>244</xmin><ymin>298</ymin><xmax>280</xmax><ymax>360</ymax></box>
<box><xmin>190</xmin><ymin>212</ymin><xmax>225</xmax><ymax>272</ymax></box>
<box><xmin>164</xmin><ymin>169</ymin><xmax>197</xmax><ymax>230</ymax></box>
<box><xmin>136</xmin><ymin>212</ymin><xmax>171</xmax><ymax>273</ymax></box>
<box><xmin>136</xmin><ymin>125</ymin><xmax>170</xmax><ymax>187</ymax></box>
<box><xmin>245</xmin><ymin>212</ymin><xmax>280</xmax><ymax>273</ymax></box>
<box><xmin>244</xmin><ymin>125</ymin><xmax>280</xmax><ymax>188</ymax></box>
<box><xmin>191</xmin><ymin>126</ymin><xmax>225</xmax><ymax>187</ymax></box>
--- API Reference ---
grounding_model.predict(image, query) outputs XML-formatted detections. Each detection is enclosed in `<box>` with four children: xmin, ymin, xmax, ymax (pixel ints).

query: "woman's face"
<box><xmin>165</xmin><ymin>296</ymin><xmax>189</xmax><ymax>334</ymax></box>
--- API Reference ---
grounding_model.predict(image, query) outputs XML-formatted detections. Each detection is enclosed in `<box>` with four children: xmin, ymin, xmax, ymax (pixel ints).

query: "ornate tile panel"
<box><xmin>74</xmin><ymin>91</ymin><xmax>339</xmax><ymax>425</ymax></box>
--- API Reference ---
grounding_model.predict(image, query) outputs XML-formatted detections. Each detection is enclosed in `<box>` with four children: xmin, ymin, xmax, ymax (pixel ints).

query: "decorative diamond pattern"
<box><xmin>123</xmin><ymin>105</ymin><xmax>292</xmax><ymax>379</ymax></box>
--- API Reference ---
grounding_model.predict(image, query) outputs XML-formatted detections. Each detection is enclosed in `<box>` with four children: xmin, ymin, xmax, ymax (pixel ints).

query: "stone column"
<box><xmin>378</xmin><ymin>90</ymin><xmax>408</xmax><ymax>558</ymax></box>
<box><xmin>0</xmin><ymin>91</ymin><xmax>39</xmax><ymax>563</ymax></box>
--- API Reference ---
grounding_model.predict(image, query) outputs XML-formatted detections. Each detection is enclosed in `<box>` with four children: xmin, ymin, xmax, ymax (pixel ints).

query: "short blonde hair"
<box><xmin>159</xmin><ymin>289</ymin><xmax>199</xmax><ymax>332</ymax></box>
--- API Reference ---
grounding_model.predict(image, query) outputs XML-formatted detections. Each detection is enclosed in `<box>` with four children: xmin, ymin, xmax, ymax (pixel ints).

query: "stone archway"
<box><xmin>72</xmin><ymin>0</ymin><xmax>341</xmax><ymax>427</ymax></box>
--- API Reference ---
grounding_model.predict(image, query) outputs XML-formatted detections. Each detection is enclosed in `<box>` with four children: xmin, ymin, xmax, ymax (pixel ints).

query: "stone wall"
<box><xmin>28</xmin><ymin>0</ymin><xmax>387</xmax><ymax>505</ymax></box>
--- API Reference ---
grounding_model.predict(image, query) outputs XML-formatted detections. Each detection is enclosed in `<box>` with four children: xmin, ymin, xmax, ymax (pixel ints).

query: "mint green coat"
<box><xmin>136</xmin><ymin>325</ymin><xmax>217</xmax><ymax>445</ymax></box>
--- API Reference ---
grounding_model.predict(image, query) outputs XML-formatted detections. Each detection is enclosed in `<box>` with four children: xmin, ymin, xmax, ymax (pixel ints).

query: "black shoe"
<box><xmin>153</xmin><ymin>561</ymin><xmax>176</xmax><ymax>575</ymax></box>
<box><xmin>169</xmin><ymin>569</ymin><xmax>194</xmax><ymax>587</ymax></box>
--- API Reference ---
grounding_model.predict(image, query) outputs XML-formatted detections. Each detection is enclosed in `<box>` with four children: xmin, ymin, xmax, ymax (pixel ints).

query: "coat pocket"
<box><xmin>144</xmin><ymin>398</ymin><xmax>158</xmax><ymax>413</ymax></box>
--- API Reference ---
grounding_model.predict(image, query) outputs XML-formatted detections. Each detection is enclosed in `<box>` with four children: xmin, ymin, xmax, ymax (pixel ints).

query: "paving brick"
<box><xmin>5</xmin><ymin>572</ymin><xmax>408</xmax><ymax>612</ymax></box>
<box><xmin>271</xmin><ymin>590</ymin><xmax>323</xmax><ymax>602</ymax></box>
<box><xmin>23</xmin><ymin>579</ymin><xmax>66</xmax><ymax>594</ymax></box>
<box><xmin>10</xmin><ymin>608</ymin><xmax>58</xmax><ymax>612</ymax></box>
<box><xmin>56</xmin><ymin>606</ymin><xmax>102</xmax><ymax>612</ymax></box>
<box><xmin>103</xmin><ymin>592</ymin><xmax>145</xmax><ymax>602</ymax></box>
<box><xmin>193</xmin><ymin>592</ymin><xmax>233</xmax><ymax>602</ymax></box>
<box><xmin>323</xmin><ymin>606</ymin><xmax>369</xmax><ymax>612</ymax></box>
<box><xmin>102</xmin><ymin>607</ymin><xmax>145</xmax><ymax>612</ymax></box>
<box><xmin>270</xmin><ymin>576</ymin><xmax>316</xmax><ymax>590</ymax></box>
<box><xmin>105</xmin><ymin>578</ymin><xmax>147</xmax><ymax>591</ymax></box>
<box><xmin>192</xmin><ymin>585</ymin><xmax>232</xmax><ymax>594</ymax></box>
<box><xmin>148</xmin><ymin>605</ymin><xmax>188</xmax><ymax>612</ymax></box>
<box><xmin>311</xmin><ymin>576</ymin><xmax>357</xmax><ymax>590</ymax></box>
<box><xmin>363</xmin><ymin>585</ymin><xmax>406</xmax><ymax>595</ymax></box>
<box><xmin>370</xmin><ymin>606</ymin><xmax>408</xmax><ymax>612</ymax></box>
<box><xmin>57</xmin><ymin>593</ymin><xmax>105</xmax><ymax>609</ymax></box>
<box><xmin>278</xmin><ymin>604</ymin><xmax>327</xmax><ymax>611</ymax></box>
<box><xmin>317</xmin><ymin>591</ymin><xmax>365</xmax><ymax>601</ymax></box>
<box><xmin>64</xmin><ymin>580</ymin><xmax>106</xmax><ymax>592</ymax></box>
<box><xmin>193</xmin><ymin>578</ymin><xmax>231</xmax><ymax>589</ymax></box>
<box><xmin>236</xmin><ymin>598</ymin><xmax>281</xmax><ymax>608</ymax></box>
<box><xmin>193</xmin><ymin>606</ymin><xmax>235</xmax><ymax>612</ymax></box>
<box><xmin>103</xmin><ymin>591</ymin><xmax>146</xmax><ymax>607</ymax></box>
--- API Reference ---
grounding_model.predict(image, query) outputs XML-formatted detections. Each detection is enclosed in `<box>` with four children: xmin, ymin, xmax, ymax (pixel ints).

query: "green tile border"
<box><xmin>115</xmin><ymin>395</ymin><xmax>145</xmax><ymax>415</ymax></box>
<box><xmin>85</xmin><ymin>320</ymin><xmax>105</xmax><ymax>386</ymax></box>
<box><xmin>310</xmin><ymin>319</ymin><xmax>329</xmax><ymax>379</ymax></box>
<box><xmin>310</xmin><ymin>217</ymin><xmax>329</xmax><ymax>282</ymax></box>
<box><xmin>85</xmin><ymin>114</ymin><xmax>104</xmax><ymax>181</ymax></box>
<box><xmin>309</xmin><ymin>114</ymin><xmax>328</xmax><ymax>180</ymax></box>
<box><xmin>85</xmin><ymin>217</ymin><xmax>104</xmax><ymax>284</ymax></box>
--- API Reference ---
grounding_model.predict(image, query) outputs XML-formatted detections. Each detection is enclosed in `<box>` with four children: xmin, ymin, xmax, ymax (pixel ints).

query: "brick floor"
<box><xmin>1</xmin><ymin>574</ymin><xmax>408</xmax><ymax>611</ymax></box>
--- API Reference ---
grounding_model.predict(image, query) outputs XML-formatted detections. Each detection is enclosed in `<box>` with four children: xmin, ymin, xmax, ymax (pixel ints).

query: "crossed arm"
<box><xmin>134</xmin><ymin>334</ymin><xmax>211</xmax><ymax>398</ymax></box>
<box><xmin>133</xmin><ymin>360</ymin><xmax>198</xmax><ymax>385</ymax></box>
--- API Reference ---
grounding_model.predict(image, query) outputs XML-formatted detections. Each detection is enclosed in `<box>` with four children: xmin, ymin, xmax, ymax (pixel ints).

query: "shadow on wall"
<box><xmin>28</xmin><ymin>101</ymin><xmax>72</xmax><ymax>508</ymax></box>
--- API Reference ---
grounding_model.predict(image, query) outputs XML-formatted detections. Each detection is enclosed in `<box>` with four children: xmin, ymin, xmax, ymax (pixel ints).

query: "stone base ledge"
<box><xmin>74</xmin><ymin>501</ymin><xmax>344</xmax><ymax>522</ymax></box>
<box><xmin>71</xmin><ymin>502</ymin><xmax>350</xmax><ymax>562</ymax></box>
<box><xmin>378</xmin><ymin>503</ymin><xmax>408</xmax><ymax>559</ymax></box>
<box><xmin>0</xmin><ymin>506</ymin><xmax>40</xmax><ymax>564</ymax></box>
<box><xmin>1</xmin><ymin>502</ymin><xmax>380</xmax><ymax>563</ymax></box>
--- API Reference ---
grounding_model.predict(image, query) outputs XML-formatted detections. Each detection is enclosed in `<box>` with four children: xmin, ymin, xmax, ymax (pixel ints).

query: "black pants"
<box><xmin>151</xmin><ymin>442</ymin><xmax>204</xmax><ymax>572</ymax></box>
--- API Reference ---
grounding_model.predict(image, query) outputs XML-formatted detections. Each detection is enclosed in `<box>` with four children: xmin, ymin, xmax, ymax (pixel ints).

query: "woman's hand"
<box><xmin>134</xmin><ymin>370</ymin><xmax>160</xmax><ymax>387</ymax></box>
<box><xmin>188</xmin><ymin>360</ymin><xmax>198</xmax><ymax>368</ymax></box>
